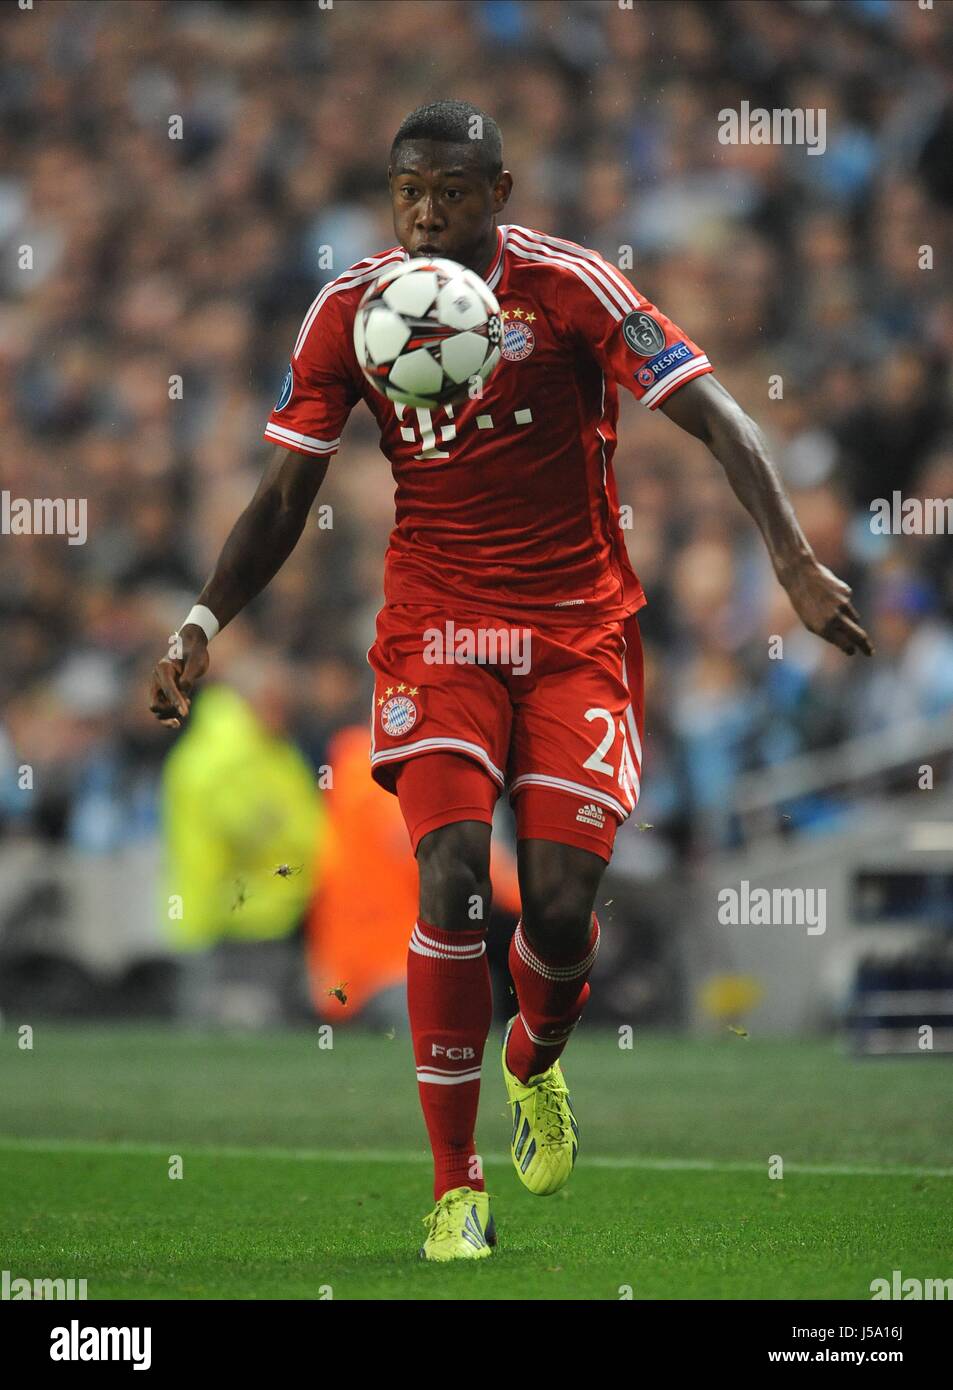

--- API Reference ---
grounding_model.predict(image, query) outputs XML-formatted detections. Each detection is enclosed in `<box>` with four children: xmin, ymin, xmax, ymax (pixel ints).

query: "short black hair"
<box><xmin>390</xmin><ymin>99</ymin><xmax>502</xmax><ymax>186</ymax></box>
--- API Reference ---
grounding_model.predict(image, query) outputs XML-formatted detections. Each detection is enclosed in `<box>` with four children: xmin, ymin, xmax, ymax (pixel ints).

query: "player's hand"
<box><xmin>781</xmin><ymin>557</ymin><xmax>874</xmax><ymax>657</ymax></box>
<box><xmin>148</xmin><ymin>624</ymin><xmax>210</xmax><ymax>728</ymax></box>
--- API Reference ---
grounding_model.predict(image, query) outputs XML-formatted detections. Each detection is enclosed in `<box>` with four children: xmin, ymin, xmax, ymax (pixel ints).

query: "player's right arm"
<box><xmin>148</xmin><ymin>443</ymin><xmax>328</xmax><ymax>727</ymax></box>
<box><xmin>149</xmin><ymin>277</ymin><xmax>363</xmax><ymax>728</ymax></box>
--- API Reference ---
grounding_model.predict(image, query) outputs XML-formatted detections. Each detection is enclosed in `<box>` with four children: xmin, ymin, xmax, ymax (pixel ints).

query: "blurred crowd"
<box><xmin>1</xmin><ymin>0</ymin><xmax>952</xmax><ymax>871</ymax></box>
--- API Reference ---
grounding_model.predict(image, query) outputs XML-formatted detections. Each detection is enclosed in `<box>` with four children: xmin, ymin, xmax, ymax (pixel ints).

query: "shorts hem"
<box><xmin>508</xmin><ymin>776</ymin><xmax>631</xmax><ymax>823</ymax></box>
<box><xmin>370</xmin><ymin>742</ymin><xmax>505</xmax><ymax>794</ymax></box>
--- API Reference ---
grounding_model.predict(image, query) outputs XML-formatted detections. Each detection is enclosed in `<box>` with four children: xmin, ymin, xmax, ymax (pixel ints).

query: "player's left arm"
<box><xmin>659</xmin><ymin>374</ymin><xmax>873</xmax><ymax>657</ymax></box>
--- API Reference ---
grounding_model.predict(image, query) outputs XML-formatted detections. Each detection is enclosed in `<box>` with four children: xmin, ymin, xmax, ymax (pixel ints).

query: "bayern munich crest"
<box><xmin>380</xmin><ymin>693</ymin><xmax>418</xmax><ymax>738</ymax></box>
<box><xmin>501</xmin><ymin>319</ymin><xmax>536</xmax><ymax>361</ymax></box>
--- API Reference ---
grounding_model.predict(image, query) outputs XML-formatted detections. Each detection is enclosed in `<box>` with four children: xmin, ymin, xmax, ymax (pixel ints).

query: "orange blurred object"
<box><xmin>307</xmin><ymin>725</ymin><xmax>520</xmax><ymax>1021</ymax></box>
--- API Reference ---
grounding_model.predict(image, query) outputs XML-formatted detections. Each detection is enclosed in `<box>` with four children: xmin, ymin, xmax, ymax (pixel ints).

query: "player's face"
<box><xmin>389</xmin><ymin>141</ymin><xmax>505</xmax><ymax>274</ymax></box>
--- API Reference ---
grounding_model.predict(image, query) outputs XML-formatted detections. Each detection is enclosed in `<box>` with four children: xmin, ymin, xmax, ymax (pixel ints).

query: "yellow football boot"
<box><xmin>502</xmin><ymin>1015</ymin><xmax>578</xmax><ymax>1195</ymax></box>
<box><xmin>418</xmin><ymin>1186</ymin><xmax>496</xmax><ymax>1261</ymax></box>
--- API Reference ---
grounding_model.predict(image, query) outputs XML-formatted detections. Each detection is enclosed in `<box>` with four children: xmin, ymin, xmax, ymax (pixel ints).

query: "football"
<box><xmin>353</xmin><ymin>257</ymin><xmax>503</xmax><ymax>408</ymax></box>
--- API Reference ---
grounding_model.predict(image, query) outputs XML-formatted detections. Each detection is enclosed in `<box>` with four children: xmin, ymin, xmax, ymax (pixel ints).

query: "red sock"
<box><xmin>505</xmin><ymin>914</ymin><xmax>600</xmax><ymax>1084</ymax></box>
<box><xmin>407</xmin><ymin>919</ymin><xmax>492</xmax><ymax>1200</ymax></box>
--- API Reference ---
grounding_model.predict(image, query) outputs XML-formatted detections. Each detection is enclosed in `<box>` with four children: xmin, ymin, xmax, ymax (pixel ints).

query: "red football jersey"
<box><xmin>263</xmin><ymin>224</ymin><xmax>713</xmax><ymax>621</ymax></box>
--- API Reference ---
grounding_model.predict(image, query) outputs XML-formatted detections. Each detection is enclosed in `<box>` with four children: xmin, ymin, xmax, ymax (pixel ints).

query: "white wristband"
<box><xmin>181</xmin><ymin>604</ymin><xmax>220</xmax><ymax>642</ymax></box>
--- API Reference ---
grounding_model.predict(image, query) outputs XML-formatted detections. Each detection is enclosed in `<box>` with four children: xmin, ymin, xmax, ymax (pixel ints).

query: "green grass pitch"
<box><xmin>1</xmin><ymin>1026</ymin><xmax>951</xmax><ymax>1300</ymax></box>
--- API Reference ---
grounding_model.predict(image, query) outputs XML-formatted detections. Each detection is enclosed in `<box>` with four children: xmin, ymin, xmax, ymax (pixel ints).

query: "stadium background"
<box><xmin>1</xmin><ymin>0</ymin><xmax>952</xmax><ymax>1302</ymax></box>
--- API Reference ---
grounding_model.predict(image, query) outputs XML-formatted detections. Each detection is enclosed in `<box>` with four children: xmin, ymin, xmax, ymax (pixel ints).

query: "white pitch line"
<box><xmin>0</xmin><ymin>1136</ymin><xmax>951</xmax><ymax>1179</ymax></box>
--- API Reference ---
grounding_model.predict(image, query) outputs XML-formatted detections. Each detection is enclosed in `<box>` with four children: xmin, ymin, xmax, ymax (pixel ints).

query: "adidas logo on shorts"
<box><xmin>576</xmin><ymin>802</ymin><xmax>605</xmax><ymax>828</ymax></box>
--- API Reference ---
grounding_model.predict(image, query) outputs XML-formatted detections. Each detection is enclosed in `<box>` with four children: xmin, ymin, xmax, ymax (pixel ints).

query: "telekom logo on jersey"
<box><xmin>394</xmin><ymin>401</ymin><xmax>534</xmax><ymax>461</ymax></box>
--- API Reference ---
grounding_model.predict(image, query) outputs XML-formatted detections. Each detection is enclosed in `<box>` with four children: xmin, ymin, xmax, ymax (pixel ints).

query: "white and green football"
<box><xmin>354</xmin><ymin>257</ymin><xmax>503</xmax><ymax>408</ymax></box>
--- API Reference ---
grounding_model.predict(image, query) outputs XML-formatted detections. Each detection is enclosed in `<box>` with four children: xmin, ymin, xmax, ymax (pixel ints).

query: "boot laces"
<box><xmin>535</xmin><ymin>1073</ymin><xmax>572</xmax><ymax>1147</ymax></box>
<box><xmin>422</xmin><ymin>1188</ymin><xmax>472</xmax><ymax>1239</ymax></box>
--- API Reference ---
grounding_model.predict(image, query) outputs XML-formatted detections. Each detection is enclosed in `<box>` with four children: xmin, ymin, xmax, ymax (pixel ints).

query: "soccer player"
<box><xmin>149</xmin><ymin>100</ymin><xmax>872</xmax><ymax>1261</ymax></box>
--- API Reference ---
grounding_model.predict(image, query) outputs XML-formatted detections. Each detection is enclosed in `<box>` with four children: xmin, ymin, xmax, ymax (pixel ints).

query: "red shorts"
<box><xmin>367</xmin><ymin>603</ymin><xmax>645</xmax><ymax>862</ymax></box>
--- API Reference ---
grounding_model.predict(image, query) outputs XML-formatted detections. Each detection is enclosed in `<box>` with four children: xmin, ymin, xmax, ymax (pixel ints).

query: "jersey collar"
<box><xmin>399</xmin><ymin>225</ymin><xmax>505</xmax><ymax>290</ymax></box>
<box><xmin>480</xmin><ymin>225</ymin><xmax>506</xmax><ymax>290</ymax></box>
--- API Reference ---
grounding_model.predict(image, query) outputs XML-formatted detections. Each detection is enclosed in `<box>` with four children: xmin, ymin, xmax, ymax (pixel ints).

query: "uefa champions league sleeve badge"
<box><xmin>275</xmin><ymin>366</ymin><xmax>293</xmax><ymax>411</ymax></box>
